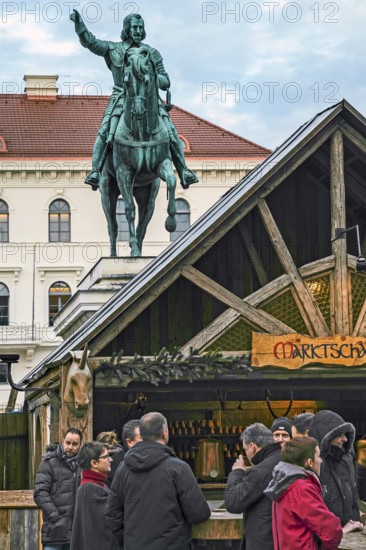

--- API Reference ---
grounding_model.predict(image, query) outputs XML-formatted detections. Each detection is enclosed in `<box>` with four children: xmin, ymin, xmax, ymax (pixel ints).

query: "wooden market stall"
<box><xmin>19</xmin><ymin>100</ymin><xmax>366</xmax><ymax>548</ymax></box>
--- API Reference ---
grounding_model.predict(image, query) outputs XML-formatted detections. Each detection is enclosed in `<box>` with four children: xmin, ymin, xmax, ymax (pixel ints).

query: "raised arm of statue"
<box><xmin>70</xmin><ymin>9</ymin><xmax>109</xmax><ymax>57</ymax></box>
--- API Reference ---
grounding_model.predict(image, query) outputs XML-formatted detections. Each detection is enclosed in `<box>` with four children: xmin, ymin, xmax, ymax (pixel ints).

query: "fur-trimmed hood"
<box><xmin>264</xmin><ymin>461</ymin><xmax>310</xmax><ymax>501</ymax></box>
<box><xmin>308</xmin><ymin>410</ymin><xmax>355</xmax><ymax>455</ymax></box>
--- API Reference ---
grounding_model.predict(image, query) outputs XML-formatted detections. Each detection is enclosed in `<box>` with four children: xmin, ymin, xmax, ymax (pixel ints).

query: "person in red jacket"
<box><xmin>264</xmin><ymin>437</ymin><xmax>363</xmax><ymax>550</ymax></box>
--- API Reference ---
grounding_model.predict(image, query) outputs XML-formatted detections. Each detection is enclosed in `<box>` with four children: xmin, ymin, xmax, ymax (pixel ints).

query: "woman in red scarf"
<box><xmin>70</xmin><ymin>442</ymin><xmax>120</xmax><ymax>550</ymax></box>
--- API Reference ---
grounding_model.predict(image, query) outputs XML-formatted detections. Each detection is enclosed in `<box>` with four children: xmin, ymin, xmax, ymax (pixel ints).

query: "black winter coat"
<box><xmin>33</xmin><ymin>444</ymin><xmax>80</xmax><ymax>544</ymax></box>
<box><xmin>106</xmin><ymin>445</ymin><xmax>125</xmax><ymax>487</ymax></box>
<box><xmin>225</xmin><ymin>442</ymin><xmax>282</xmax><ymax>550</ymax></box>
<box><xmin>308</xmin><ymin>410</ymin><xmax>360</xmax><ymax>525</ymax></box>
<box><xmin>106</xmin><ymin>440</ymin><xmax>211</xmax><ymax>550</ymax></box>
<box><xmin>70</xmin><ymin>481</ymin><xmax>119</xmax><ymax>550</ymax></box>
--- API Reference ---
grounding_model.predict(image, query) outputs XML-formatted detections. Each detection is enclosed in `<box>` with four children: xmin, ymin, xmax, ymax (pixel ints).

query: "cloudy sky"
<box><xmin>1</xmin><ymin>0</ymin><xmax>366</xmax><ymax>149</ymax></box>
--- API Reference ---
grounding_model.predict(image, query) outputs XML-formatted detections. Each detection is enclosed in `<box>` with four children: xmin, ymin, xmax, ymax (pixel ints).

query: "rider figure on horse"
<box><xmin>70</xmin><ymin>11</ymin><xmax>199</xmax><ymax>191</ymax></box>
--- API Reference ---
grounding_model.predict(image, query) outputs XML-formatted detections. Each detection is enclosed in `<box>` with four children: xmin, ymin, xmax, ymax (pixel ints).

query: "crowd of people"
<box><xmin>33</xmin><ymin>410</ymin><xmax>366</xmax><ymax>549</ymax></box>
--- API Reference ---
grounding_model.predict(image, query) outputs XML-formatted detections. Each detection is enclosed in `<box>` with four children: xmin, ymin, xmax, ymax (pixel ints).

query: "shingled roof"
<box><xmin>0</xmin><ymin>94</ymin><xmax>270</xmax><ymax>158</ymax></box>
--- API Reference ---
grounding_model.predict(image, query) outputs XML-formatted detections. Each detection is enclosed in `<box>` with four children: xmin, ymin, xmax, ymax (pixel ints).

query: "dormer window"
<box><xmin>0</xmin><ymin>135</ymin><xmax>8</xmax><ymax>153</ymax></box>
<box><xmin>178</xmin><ymin>135</ymin><xmax>191</xmax><ymax>153</ymax></box>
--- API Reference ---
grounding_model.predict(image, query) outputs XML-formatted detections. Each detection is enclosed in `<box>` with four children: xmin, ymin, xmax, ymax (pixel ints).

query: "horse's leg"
<box><xmin>134</xmin><ymin>178</ymin><xmax>160</xmax><ymax>252</ymax></box>
<box><xmin>99</xmin><ymin>165</ymin><xmax>119</xmax><ymax>257</ymax></box>
<box><xmin>158</xmin><ymin>159</ymin><xmax>177</xmax><ymax>233</ymax></box>
<box><xmin>116</xmin><ymin>166</ymin><xmax>139</xmax><ymax>256</ymax></box>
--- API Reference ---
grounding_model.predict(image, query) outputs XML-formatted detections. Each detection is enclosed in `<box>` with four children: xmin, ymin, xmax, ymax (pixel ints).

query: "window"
<box><xmin>48</xmin><ymin>281</ymin><xmax>71</xmax><ymax>324</ymax></box>
<box><xmin>0</xmin><ymin>200</ymin><xmax>9</xmax><ymax>242</ymax></box>
<box><xmin>170</xmin><ymin>199</ymin><xmax>191</xmax><ymax>241</ymax></box>
<box><xmin>49</xmin><ymin>200</ymin><xmax>70</xmax><ymax>242</ymax></box>
<box><xmin>116</xmin><ymin>198</ymin><xmax>129</xmax><ymax>241</ymax></box>
<box><xmin>0</xmin><ymin>135</ymin><xmax>7</xmax><ymax>153</ymax></box>
<box><xmin>0</xmin><ymin>364</ymin><xmax>7</xmax><ymax>384</ymax></box>
<box><xmin>0</xmin><ymin>283</ymin><xmax>9</xmax><ymax>326</ymax></box>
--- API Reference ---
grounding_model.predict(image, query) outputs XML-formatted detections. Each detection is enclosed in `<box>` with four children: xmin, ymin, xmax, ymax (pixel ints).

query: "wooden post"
<box><xmin>330</xmin><ymin>130</ymin><xmax>350</xmax><ymax>335</ymax></box>
<box><xmin>5</xmin><ymin>389</ymin><xmax>18</xmax><ymax>413</ymax></box>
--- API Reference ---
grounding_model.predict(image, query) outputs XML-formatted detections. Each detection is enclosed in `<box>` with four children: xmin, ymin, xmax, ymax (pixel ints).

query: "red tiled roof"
<box><xmin>0</xmin><ymin>94</ymin><xmax>271</xmax><ymax>158</ymax></box>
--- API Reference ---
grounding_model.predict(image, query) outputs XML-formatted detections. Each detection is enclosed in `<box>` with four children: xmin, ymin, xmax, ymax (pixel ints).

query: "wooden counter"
<box><xmin>338</xmin><ymin>530</ymin><xmax>366</xmax><ymax>549</ymax></box>
<box><xmin>191</xmin><ymin>501</ymin><xmax>242</xmax><ymax>540</ymax></box>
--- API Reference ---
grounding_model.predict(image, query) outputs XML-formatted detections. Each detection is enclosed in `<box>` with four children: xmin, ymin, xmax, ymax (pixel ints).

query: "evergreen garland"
<box><xmin>96</xmin><ymin>348</ymin><xmax>251</xmax><ymax>386</ymax></box>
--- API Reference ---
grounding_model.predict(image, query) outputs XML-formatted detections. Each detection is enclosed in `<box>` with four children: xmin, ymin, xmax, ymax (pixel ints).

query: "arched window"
<box><xmin>170</xmin><ymin>199</ymin><xmax>191</xmax><ymax>241</ymax></box>
<box><xmin>116</xmin><ymin>198</ymin><xmax>129</xmax><ymax>241</ymax></box>
<box><xmin>0</xmin><ymin>283</ymin><xmax>9</xmax><ymax>326</ymax></box>
<box><xmin>48</xmin><ymin>281</ymin><xmax>71</xmax><ymax>325</ymax></box>
<box><xmin>0</xmin><ymin>200</ymin><xmax>9</xmax><ymax>242</ymax></box>
<box><xmin>49</xmin><ymin>199</ymin><xmax>70</xmax><ymax>242</ymax></box>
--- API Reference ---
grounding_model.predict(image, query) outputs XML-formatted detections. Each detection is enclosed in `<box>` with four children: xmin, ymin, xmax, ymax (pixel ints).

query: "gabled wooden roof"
<box><xmin>23</xmin><ymin>99</ymin><xmax>366</xmax><ymax>385</ymax></box>
<box><xmin>0</xmin><ymin>95</ymin><xmax>270</xmax><ymax>158</ymax></box>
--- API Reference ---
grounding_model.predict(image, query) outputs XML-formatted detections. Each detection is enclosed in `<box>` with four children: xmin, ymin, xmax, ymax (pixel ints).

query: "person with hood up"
<box><xmin>264</xmin><ymin>436</ymin><xmax>363</xmax><ymax>550</ymax></box>
<box><xmin>308</xmin><ymin>410</ymin><xmax>360</xmax><ymax>525</ymax></box>
<box><xmin>106</xmin><ymin>412</ymin><xmax>210</xmax><ymax>550</ymax></box>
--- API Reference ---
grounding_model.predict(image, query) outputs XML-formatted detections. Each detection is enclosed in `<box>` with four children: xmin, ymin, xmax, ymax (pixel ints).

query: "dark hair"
<box><xmin>121</xmin><ymin>419</ymin><xmax>140</xmax><ymax>449</ymax></box>
<box><xmin>140</xmin><ymin>412</ymin><xmax>167</xmax><ymax>441</ymax></box>
<box><xmin>240</xmin><ymin>423</ymin><xmax>274</xmax><ymax>448</ymax></box>
<box><xmin>64</xmin><ymin>428</ymin><xmax>82</xmax><ymax>442</ymax></box>
<box><xmin>77</xmin><ymin>441</ymin><xmax>106</xmax><ymax>470</ymax></box>
<box><xmin>282</xmin><ymin>436</ymin><xmax>318</xmax><ymax>466</ymax></box>
<box><xmin>97</xmin><ymin>430</ymin><xmax>119</xmax><ymax>447</ymax></box>
<box><xmin>291</xmin><ymin>413</ymin><xmax>314</xmax><ymax>435</ymax></box>
<box><xmin>121</xmin><ymin>13</ymin><xmax>146</xmax><ymax>41</ymax></box>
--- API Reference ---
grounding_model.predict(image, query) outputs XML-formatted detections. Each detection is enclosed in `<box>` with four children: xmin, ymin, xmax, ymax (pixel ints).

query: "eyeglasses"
<box><xmin>98</xmin><ymin>453</ymin><xmax>110</xmax><ymax>460</ymax></box>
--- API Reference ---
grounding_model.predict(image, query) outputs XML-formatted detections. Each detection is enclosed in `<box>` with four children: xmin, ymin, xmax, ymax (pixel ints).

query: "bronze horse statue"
<box><xmin>100</xmin><ymin>48</ymin><xmax>177</xmax><ymax>257</ymax></box>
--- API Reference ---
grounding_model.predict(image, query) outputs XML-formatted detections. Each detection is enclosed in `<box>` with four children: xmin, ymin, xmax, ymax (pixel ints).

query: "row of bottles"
<box><xmin>169</xmin><ymin>441</ymin><xmax>244</xmax><ymax>461</ymax></box>
<box><xmin>168</xmin><ymin>419</ymin><xmax>244</xmax><ymax>437</ymax></box>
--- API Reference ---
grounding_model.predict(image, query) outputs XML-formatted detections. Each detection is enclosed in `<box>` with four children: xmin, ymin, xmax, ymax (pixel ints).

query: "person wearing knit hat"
<box><xmin>308</xmin><ymin>410</ymin><xmax>361</xmax><ymax>527</ymax></box>
<box><xmin>271</xmin><ymin>417</ymin><xmax>292</xmax><ymax>447</ymax></box>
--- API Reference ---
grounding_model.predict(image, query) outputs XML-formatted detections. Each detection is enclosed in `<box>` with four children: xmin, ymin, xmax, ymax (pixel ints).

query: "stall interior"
<box><xmin>93</xmin><ymin>387</ymin><xmax>323</xmax><ymax>482</ymax></box>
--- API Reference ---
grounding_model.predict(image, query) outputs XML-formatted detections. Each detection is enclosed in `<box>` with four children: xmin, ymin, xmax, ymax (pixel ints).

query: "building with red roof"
<box><xmin>0</xmin><ymin>75</ymin><xmax>270</xmax><ymax>407</ymax></box>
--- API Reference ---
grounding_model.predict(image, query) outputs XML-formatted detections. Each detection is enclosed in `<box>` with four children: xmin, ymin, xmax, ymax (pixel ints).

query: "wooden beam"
<box><xmin>353</xmin><ymin>298</ymin><xmax>366</xmax><ymax>337</ymax></box>
<box><xmin>0</xmin><ymin>491</ymin><xmax>36</xmax><ymax>509</ymax></box>
<box><xmin>330</xmin><ymin>130</ymin><xmax>350</xmax><ymax>334</ymax></box>
<box><xmin>181</xmin><ymin>254</ymin><xmax>336</xmax><ymax>355</ymax></box>
<box><xmin>5</xmin><ymin>388</ymin><xmax>18</xmax><ymax>412</ymax></box>
<box><xmin>181</xmin><ymin>265</ymin><xmax>295</xmax><ymax>335</ymax></box>
<box><xmin>236</xmin><ymin>221</ymin><xmax>269</xmax><ymax>286</ymax></box>
<box><xmin>180</xmin><ymin>274</ymin><xmax>292</xmax><ymax>354</ymax></box>
<box><xmin>298</xmin><ymin>256</ymin><xmax>335</xmax><ymax>278</ymax></box>
<box><xmin>341</xmin><ymin>122</ymin><xmax>366</xmax><ymax>156</ymax></box>
<box><xmin>258</xmin><ymin>199</ymin><xmax>329</xmax><ymax>336</ymax></box>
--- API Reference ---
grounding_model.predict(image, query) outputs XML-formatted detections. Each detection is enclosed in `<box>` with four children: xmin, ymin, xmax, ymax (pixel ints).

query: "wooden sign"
<box><xmin>251</xmin><ymin>334</ymin><xmax>366</xmax><ymax>369</ymax></box>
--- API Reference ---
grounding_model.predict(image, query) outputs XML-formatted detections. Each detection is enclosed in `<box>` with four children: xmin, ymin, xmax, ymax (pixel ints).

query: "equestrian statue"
<box><xmin>70</xmin><ymin>11</ymin><xmax>198</xmax><ymax>256</ymax></box>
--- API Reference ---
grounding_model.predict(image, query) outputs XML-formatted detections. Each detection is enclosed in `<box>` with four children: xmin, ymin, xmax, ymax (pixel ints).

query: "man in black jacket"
<box><xmin>308</xmin><ymin>410</ymin><xmax>361</xmax><ymax>526</ymax></box>
<box><xmin>34</xmin><ymin>428</ymin><xmax>82</xmax><ymax>550</ymax></box>
<box><xmin>225</xmin><ymin>423</ymin><xmax>282</xmax><ymax>550</ymax></box>
<box><xmin>106</xmin><ymin>412</ymin><xmax>211</xmax><ymax>549</ymax></box>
